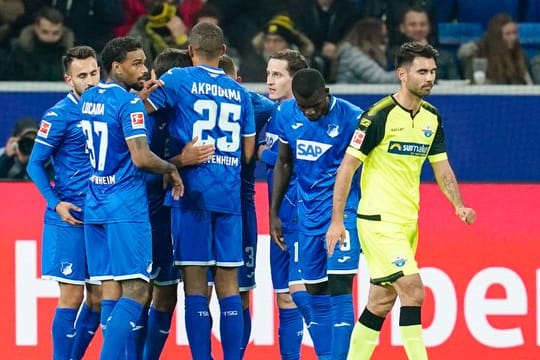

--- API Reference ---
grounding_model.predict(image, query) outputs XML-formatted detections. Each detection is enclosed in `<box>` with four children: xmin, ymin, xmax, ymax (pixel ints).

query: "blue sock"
<box><xmin>291</xmin><ymin>291</ymin><xmax>313</xmax><ymax>327</ymax></box>
<box><xmin>70</xmin><ymin>303</ymin><xmax>100</xmax><ymax>359</ymax></box>
<box><xmin>331</xmin><ymin>294</ymin><xmax>355</xmax><ymax>360</ymax></box>
<box><xmin>240</xmin><ymin>307</ymin><xmax>251</xmax><ymax>358</ymax></box>
<box><xmin>278</xmin><ymin>308</ymin><xmax>303</xmax><ymax>360</ymax></box>
<box><xmin>52</xmin><ymin>307</ymin><xmax>78</xmax><ymax>360</ymax></box>
<box><xmin>99</xmin><ymin>297</ymin><xmax>144</xmax><ymax>360</ymax></box>
<box><xmin>308</xmin><ymin>294</ymin><xmax>332</xmax><ymax>358</ymax></box>
<box><xmin>100</xmin><ymin>299</ymin><xmax>118</xmax><ymax>336</ymax></box>
<box><xmin>219</xmin><ymin>295</ymin><xmax>243</xmax><ymax>360</ymax></box>
<box><xmin>143</xmin><ymin>306</ymin><xmax>173</xmax><ymax>360</ymax></box>
<box><xmin>185</xmin><ymin>295</ymin><xmax>212</xmax><ymax>360</ymax></box>
<box><xmin>126</xmin><ymin>307</ymin><xmax>148</xmax><ymax>360</ymax></box>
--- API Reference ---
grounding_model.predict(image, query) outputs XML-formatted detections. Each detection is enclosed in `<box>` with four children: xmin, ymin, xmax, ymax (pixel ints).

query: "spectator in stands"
<box><xmin>0</xmin><ymin>0</ymin><xmax>24</xmax><ymax>48</ymax></box>
<box><xmin>114</xmin><ymin>0</ymin><xmax>148</xmax><ymax>37</ymax></box>
<box><xmin>388</xmin><ymin>6</ymin><xmax>459</xmax><ymax>80</ymax></box>
<box><xmin>50</xmin><ymin>0</ymin><xmax>124</xmax><ymax>52</ymax></box>
<box><xmin>290</xmin><ymin>0</ymin><xmax>360</xmax><ymax>82</ymax></box>
<box><xmin>458</xmin><ymin>13</ymin><xmax>533</xmax><ymax>84</ymax></box>
<box><xmin>360</xmin><ymin>0</ymin><xmax>438</xmax><ymax>50</ymax></box>
<box><xmin>128</xmin><ymin>0</ymin><xmax>189</xmax><ymax>67</ymax></box>
<box><xmin>178</xmin><ymin>0</ymin><xmax>204</xmax><ymax>30</ymax></box>
<box><xmin>6</xmin><ymin>6</ymin><xmax>74</xmax><ymax>81</ymax></box>
<box><xmin>192</xmin><ymin>4</ymin><xmax>240</xmax><ymax>70</ymax></box>
<box><xmin>336</xmin><ymin>17</ymin><xmax>397</xmax><ymax>83</ymax></box>
<box><xmin>531</xmin><ymin>54</ymin><xmax>540</xmax><ymax>84</ymax></box>
<box><xmin>241</xmin><ymin>14</ymin><xmax>314</xmax><ymax>82</ymax></box>
<box><xmin>0</xmin><ymin>117</ymin><xmax>52</xmax><ymax>179</ymax></box>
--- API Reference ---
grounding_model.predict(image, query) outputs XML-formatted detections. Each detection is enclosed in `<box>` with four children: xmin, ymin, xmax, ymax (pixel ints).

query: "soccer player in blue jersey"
<box><xmin>80</xmin><ymin>37</ymin><xmax>183</xmax><ymax>360</ymax></box>
<box><xmin>258</xmin><ymin>49</ymin><xmax>319</xmax><ymax>360</ymax></box>
<box><xmin>137</xmin><ymin>48</ymin><xmax>215</xmax><ymax>360</ymax></box>
<box><xmin>145</xmin><ymin>22</ymin><xmax>256</xmax><ymax>360</ymax></box>
<box><xmin>27</xmin><ymin>45</ymin><xmax>102</xmax><ymax>360</ymax></box>
<box><xmin>270</xmin><ymin>68</ymin><xmax>363</xmax><ymax>360</ymax></box>
<box><xmin>218</xmin><ymin>54</ymin><xmax>275</xmax><ymax>357</ymax></box>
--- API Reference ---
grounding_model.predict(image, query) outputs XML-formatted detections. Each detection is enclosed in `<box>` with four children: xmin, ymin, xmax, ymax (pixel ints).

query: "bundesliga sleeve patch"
<box><xmin>38</xmin><ymin>120</ymin><xmax>52</xmax><ymax>138</ymax></box>
<box><xmin>130</xmin><ymin>112</ymin><xmax>145</xmax><ymax>129</ymax></box>
<box><xmin>349</xmin><ymin>129</ymin><xmax>365</xmax><ymax>149</ymax></box>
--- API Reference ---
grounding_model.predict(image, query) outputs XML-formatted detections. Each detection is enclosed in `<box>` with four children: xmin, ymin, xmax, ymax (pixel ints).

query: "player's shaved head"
<box><xmin>189</xmin><ymin>22</ymin><xmax>225</xmax><ymax>60</ymax></box>
<box><xmin>154</xmin><ymin>48</ymin><xmax>192</xmax><ymax>77</ymax></box>
<box><xmin>292</xmin><ymin>68</ymin><xmax>326</xmax><ymax>100</ymax></box>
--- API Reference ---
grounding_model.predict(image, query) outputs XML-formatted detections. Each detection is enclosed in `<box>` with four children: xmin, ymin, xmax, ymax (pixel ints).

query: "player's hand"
<box><xmin>456</xmin><ymin>206</ymin><xmax>476</xmax><ymax>224</ymax></box>
<box><xmin>177</xmin><ymin>136</ymin><xmax>215</xmax><ymax>166</ymax></box>
<box><xmin>139</xmin><ymin>70</ymin><xmax>161</xmax><ymax>101</ymax></box>
<box><xmin>55</xmin><ymin>201</ymin><xmax>83</xmax><ymax>225</ymax></box>
<box><xmin>326</xmin><ymin>221</ymin><xmax>347</xmax><ymax>257</ymax></box>
<box><xmin>5</xmin><ymin>136</ymin><xmax>19</xmax><ymax>157</ymax></box>
<box><xmin>270</xmin><ymin>212</ymin><xmax>286</xmax><ymax>250</ymax></box>
<box><xmin>164</xmin><ymin>165</ymin><xmax>184</xmax><ymax>200</ymax></box>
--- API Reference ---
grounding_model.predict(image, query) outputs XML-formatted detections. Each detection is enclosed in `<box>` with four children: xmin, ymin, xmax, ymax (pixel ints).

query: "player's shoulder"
<box><xmin>333</xmin><ymin>95</ymin><xmax>363</xmax><ymax>115</ymax></box>
<box><xmin>420</xmin><ymin>99</ymin><xmax>440</xmax><ymax>117</ymax></box>
<box><xmin>276</xmin><ymin>98</ymin><xmax>296</xmax><ymax>113</ymax></box>
<box><xmin>364</xmin><ymin>95</ymin><xmax>396</xmax><ymax>120</ymax></box>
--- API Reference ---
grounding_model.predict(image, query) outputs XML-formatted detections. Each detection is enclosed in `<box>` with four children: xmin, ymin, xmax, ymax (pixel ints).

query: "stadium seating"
<box><xmin>438</xmin><ymin>22</ymin><xmax>483</xmax><ymax>46</ymax></box>
<box><xmin>518</xmin><ymin>22</ymin><xmax>540</xmax><ymax>59</ymax></box>
<box><xmin>456</xmin><ymin>0</ymin><xmax>519</xmax><ymax>26</ymax></box>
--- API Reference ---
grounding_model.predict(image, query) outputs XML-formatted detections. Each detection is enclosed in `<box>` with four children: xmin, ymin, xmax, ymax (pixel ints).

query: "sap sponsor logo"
<box><xmin>130</xmin><ymin>112</ymin><xmax>145</xmax><ymax>129</ymax></box>
<box><xmin>296</xmin><ymin>140</ymin><xmax>332</xmax><ymax>161</ymax></box>
<box><xmin>327</xmin><ymin>123</ymin><xmax>339</xmax><ymax>137</ymax></box>
<box><xmin>266</xmin><ymin>132</ymin><xmax>279</xmax><ymax>147</ymax></box>
<box><xmin>388</xmin><ymin>141</ymin><xmax>429</xmax><ymax>157</ymax></box>
<box><xmin>38</xmin><ymin>120</ymin><xmax>52</xmax><ymax>138</ymax></box>
<box><xmin>422</xmin><ymin>124</ymin><xmax>434</xmax><ymax>138</ymax></box>
<box><xmin>392</xmin><ymin>255</ymin><xmax>407</xmax><ymax>268</ymax></box>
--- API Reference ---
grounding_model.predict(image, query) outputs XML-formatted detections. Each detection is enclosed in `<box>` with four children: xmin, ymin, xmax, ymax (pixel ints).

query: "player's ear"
<box><xmin>64</xmin><ymin>73</ymin><xmax>72</xmax><ymax>87</ymax></box>
<box><xmin>187</xmin><ymin>44</ymin><xmax>195</xmax><ymax>59</ymax></box>
<box><xmin>221</xmin><ymin>44</ymin><xmax>226</xmax><ymax>57</ymax></box>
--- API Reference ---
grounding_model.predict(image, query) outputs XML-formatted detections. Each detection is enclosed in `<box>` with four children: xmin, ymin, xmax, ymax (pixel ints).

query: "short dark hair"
<box><xmin>269</xmin><ymin>49</ymin><xmax>308</xmax><ymax>77</ymax></box>
<box><xmin>154</xmin><ymin>48</ymin><xmax>192</xmax><ymax>77</ymax></box>
<box><xmin>189</xmin><ymin>22</ymin><xmax>224</xmax><ymax>60</ymax></box>
<box><xmin>292</xmin><ymin>68</ymin><xmax>325</xmax><ymax>99</ymax></box>
<box><xmin>100</xmin><ymin>37</ymin><xmax>143</xmax><ymax>73</ymax></box>
<box><xmin>35</xmin><ymin>6</ymin><xmax>63</xmax><ymax>25</ymax></box>
<box><xmin>401</xmin><ymin>5</ymin><xmax>430</xmax><ymax>24</ymax></box>
<box><xmin>218</xmin><ymin>54</ymin><xmax>236</xmax><ymax>77</ymax></box>
<box><xmin>395</xmin><ymin>41</ymin><xmax>438</xmax><ymax>68</ymax></box>
<box><xmin>62</xmin><ymin>46</ymin><xmax>97</xmax><ymax>74</ymax></box>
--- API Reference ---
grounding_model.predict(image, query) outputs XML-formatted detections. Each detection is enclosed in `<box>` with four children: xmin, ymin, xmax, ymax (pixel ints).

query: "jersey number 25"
<box><xmin>192</xmin><ymin>99</ymin><xmax>241</xmax><ymax>152</ymax></box>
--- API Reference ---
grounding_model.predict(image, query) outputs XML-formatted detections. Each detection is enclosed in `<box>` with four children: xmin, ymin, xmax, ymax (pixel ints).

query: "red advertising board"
<box><xmin>0</xmin><ymin>182</ymin><xmax>538</xmax><ymax>359</ymax></box>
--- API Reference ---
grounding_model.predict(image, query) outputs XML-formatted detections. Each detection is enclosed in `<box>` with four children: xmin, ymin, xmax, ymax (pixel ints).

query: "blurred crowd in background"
<box><xmin>0</xmin><ymin>0</ymin><xmax>539</xmax><ymax>85</ymax></box>
<box><xmin>1</xmin><ymin>0</ymin><xmax>540</xmax><ymax>180</ymax></box>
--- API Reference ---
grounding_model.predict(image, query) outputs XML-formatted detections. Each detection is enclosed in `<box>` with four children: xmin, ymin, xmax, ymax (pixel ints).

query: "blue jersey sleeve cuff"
<box><xmin>260</xmin><ymin>149</ymin><xmax>278</xmax><ymax>166</ymax></box>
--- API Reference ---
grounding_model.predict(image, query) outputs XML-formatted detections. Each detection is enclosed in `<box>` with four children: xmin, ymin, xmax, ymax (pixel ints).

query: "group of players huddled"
<box><xmin>28</xmin><ymin>21</ymin><xmax>475</xmax><ymax>360</ymax></box>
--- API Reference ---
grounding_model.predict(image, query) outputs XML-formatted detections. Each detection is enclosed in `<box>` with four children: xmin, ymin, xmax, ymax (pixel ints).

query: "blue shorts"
<box><xmin>171</xmin><ymin>208</ymin><xmax>243</xmax><ymax>267</ymax></box>
<box><xmin>85</xmin><ymin>222</ymin><xmax>152</xmax><ymax>282</ymax></box>
<box><xmin>300</xmin><ymin>226</ymin><xmax>360</xmax><ymax>284</ymax></box>
<box><xmin>270</xmin><ymin>230</ymin><xmax>303</xmax><ymax>293</ymax></box>
<box><xmin>42</xmin><ymin>223</ymin><xmax>88</xmax><ymax>285</ymax></box>
<box><xmin>239</xmin><ymin>200</ymin><xmax>257</xmax><ymax>291</ymax></box>
<box><xmin>150</xmin><ymin>207</ymin><xmax>181</xmax><ymax>286</ymax></box>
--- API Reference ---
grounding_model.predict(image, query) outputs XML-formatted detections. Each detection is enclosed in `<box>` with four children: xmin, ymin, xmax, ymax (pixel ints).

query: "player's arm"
<box><xmin>326</xmin><ymin>153</ymin><xmax>362</xmax><ymax>256</ymax></box>
<box><xmin>269</xmin><ymin>140</ymin><xmax>293</xmax><ymax>249</ymax></box>
<box><xmin>242</xmin><ymin>135</ymin><xmax>255</xmax><ymax>164</ymax></box>
<box><xmin>168</xmin><ymin>136</ymin><xmax>215</xmax><ymax>167</ymax></box>
<box><xmin>431</xmin><ymin>159</ymin><xmax>476</xmax><ymax>224</ymax></box>
<box><xmin>127</xmin><ymin>136</ymin><xmax>184</xmax><ymax>199</ymax></box>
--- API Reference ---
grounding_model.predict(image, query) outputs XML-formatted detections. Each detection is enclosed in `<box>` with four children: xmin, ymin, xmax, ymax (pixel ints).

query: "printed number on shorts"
<box><xmin>193</xmin><ymin>100</ymin><xmax>241</xmax><ymax>152</ymax></box>
<box><xmin>245</xmin><ymin>246</ymin><xmax>255</xmax><ymax>268</ymax></box>
<box><xmin>340</xmin><ymin>230</ymin><xmax>351</xmax><ymax>251</ymax></box>
<box><xmin>80</xmin><ymin>120</ymin><xmax>108</xmax><ymax>171</ymax></box>
<box><xmin>293</xmin><ymin>241</ymin><xmax>299</xmax><ymax>263</ymax></box>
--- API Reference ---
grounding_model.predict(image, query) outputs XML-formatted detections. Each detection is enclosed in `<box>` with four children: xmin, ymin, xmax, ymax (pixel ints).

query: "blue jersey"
<box><xmin>149</xmin><ymin>65</ymin><xmax>255</xmax><ymax>214</ymax></box>
<box><xmin>28</xmin><ymin>92</ymin><xmax>90</xmax><ymax>224</ymax></box>
<box><xmin>241</xmin><ymin>90</ymin><xmax>274</xmax><ymax>202</ymax></box>
<box><xmin>263</xmin><ymin>106</ymin><xmax>299</xmax><ymax>232</ymax></box>
<box><xmin>276</xmin><ymin>95</ymin><xmax>363</xmax><ymax>235</ymax></box>
<box><xmin>79</xmin><ymin>82</ymin><xmax>149</xmax><ymax>223</ymax></box>
<box><xmin>144</xmin><ymin>109</ymin><xmax>172</xmax><ymax>216</ymax></box>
